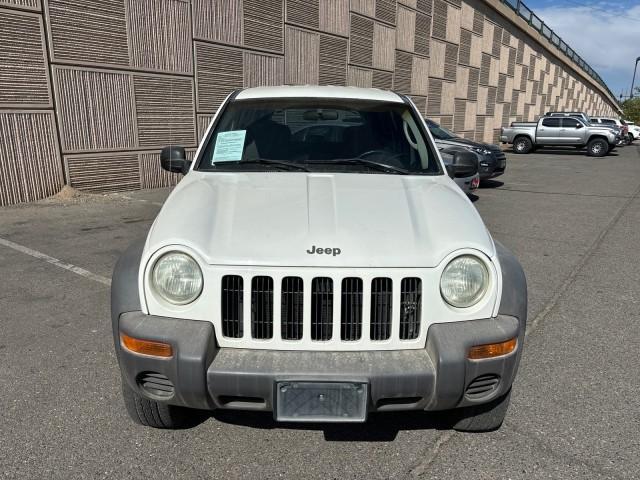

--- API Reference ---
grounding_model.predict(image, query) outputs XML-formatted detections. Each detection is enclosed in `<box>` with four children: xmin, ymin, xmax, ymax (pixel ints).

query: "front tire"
<box><xmin>122</xmin><ymin>378</ymin><xmax>195</xmax><ymax>429</ymax></box>
<box><xmin>587</xmin><ymin>138</ymin><xmax>608</xmax><ymax>157</ymax></box>
<box><xmin>452</xmin><ymin>389</ymin><xmax>512</xmax><ymax>432</ymax></box>
<box><xmin>513</xmin><ymin>136</ymin><xmax>533</xmax><ymax>154</ymax></box>
<box><xmin>629</xmin><ymin>133</ymin><xmax>634</xmax><ymax>144</ymax></box>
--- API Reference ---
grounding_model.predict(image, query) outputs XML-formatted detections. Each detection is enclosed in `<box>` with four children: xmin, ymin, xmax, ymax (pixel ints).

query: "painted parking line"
<box><xmin>0</xmin><ymin>237</ymin><xmax>111</xmax><ymax>286</ymax></box>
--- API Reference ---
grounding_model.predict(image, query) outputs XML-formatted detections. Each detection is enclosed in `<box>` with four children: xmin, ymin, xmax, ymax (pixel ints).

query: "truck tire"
<box><xmin>629</xmin><ymin>133</ymin><xmax>634</xmax><ymax>144</ymax></box>
<box><xmin>121</xmin><ymin>378</ymin><xmax>196</xmax><ymax>429</ymax></box>
<box><xmin>452</xmin><ymin>389</ymin><xmax>512</xmax><ymax>432</ymax></box>
<box><xmin>513</xmin><ymin>136</ymin><xmax>533</xmax><ymax>154</ymax></box>
<box><xmin>587</xmin><ymin>138</ymin><xmax>608</xmax><ymax>157</ymax></box>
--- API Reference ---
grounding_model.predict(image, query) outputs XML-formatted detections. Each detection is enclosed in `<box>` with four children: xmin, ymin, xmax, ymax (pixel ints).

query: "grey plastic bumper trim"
<box><xmin>116</xmin><ymin>312</ymin><xmax>521</xmax><ymax>413</ymax></box>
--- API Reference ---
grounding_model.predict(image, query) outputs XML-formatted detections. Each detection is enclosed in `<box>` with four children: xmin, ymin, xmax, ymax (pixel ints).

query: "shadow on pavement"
<box><xmin>479</xmin><ymin>180</ymin><xmax>504</xmax><ymax>189</ymax></box>
<box><xmin>531</xmin><ymin>148</ymin><xmax>584</xmax><ymax>156</ymax></box>
<box><xmin>208</xmin><ymin>410</ymin><xmax>455</xmax><ymax>442</ymax></box>
<box><xmin>517</xmin><ymin>147</ymin><xmax>622</xmax><ymax>157</ymax></box>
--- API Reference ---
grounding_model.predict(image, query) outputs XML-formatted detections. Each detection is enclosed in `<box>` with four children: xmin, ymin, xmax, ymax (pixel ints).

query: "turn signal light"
<box><xmin>468</xmin><ymin>337</ymin><xmax>517</xmax><ymax>360</ymax></box>
<box><xmin>121</xmin><ymin>333</ymin><xmax>173</xmax><ymax>358</ymax></box>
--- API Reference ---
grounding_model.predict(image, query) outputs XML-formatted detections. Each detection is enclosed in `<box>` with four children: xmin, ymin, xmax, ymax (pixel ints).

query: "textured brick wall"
<box><xmin>0</xmin><ymin>0</ymin><xmax>619</xmax><ymax>205</ymax></box>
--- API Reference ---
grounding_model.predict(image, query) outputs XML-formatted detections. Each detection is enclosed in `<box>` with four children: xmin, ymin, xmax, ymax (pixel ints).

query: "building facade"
<box><xmin>0</xmin><ymin>0</ymin><xmax>619</xmax><ymax>205</ymax></box>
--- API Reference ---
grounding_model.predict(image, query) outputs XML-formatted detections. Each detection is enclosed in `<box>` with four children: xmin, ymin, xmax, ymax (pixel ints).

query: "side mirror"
<box><xmin>576</xmin><ymin>124</ymin><xmax>583</xmax><ymax>129</ymax></box>
<box><xmin>444</xmin><ymin>150</ymin><xmax>478</xmax><ymax>178</ymax></box>
<box><xmin>160</xmin><ymin>146</ymin><xmax>190</xmax><ymax>174</ymax></box>
<box><xmin>445</xmin><ymin>163</ymin><xmax>455</xmax><ymax>178</ymax></box>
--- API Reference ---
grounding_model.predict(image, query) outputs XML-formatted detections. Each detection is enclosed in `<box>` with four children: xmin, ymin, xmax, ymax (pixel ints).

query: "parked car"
<box><xmin>624</xmin><ymin>121</ymin><xmax>640</xmax><ymax>141</ymax></box>
<box><xmin>426</xmin><ymin>119</ymin><xmax>506</xmax><ymax>181</ymax></box>
<box><xmin>590</xmin><ymin>117</ymin><xmax>631</xmax><ymax>144</ymax></box>
<box><xmin>112</xmin><ymin>85</ymin><xmax>527</xmax><ymax>432</ymax></box>
<box><xmin>501</xmin><ymin>116</ymin><xmax>617</xmax><ymax>156</ymax></box>
<box><xmin>546</xmin><ymin>111</ymin><xmax>623</xmax><ymax>146</ymax></box>
<box><xmin>439</xmin><ymin>147</ymin><xmax>480</xmax><ymax>194</ymax></box>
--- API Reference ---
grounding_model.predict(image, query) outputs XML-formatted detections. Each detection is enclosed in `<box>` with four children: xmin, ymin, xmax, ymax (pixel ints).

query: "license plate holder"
<box><xmin>275</xmin><ymin>381</ymin><xmax>368</xmax><ymax>422</ymax></box>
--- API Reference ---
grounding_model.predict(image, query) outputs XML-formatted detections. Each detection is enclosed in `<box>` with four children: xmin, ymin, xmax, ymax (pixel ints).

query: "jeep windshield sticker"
<box><xmin>212</xmin><ymin>130</ymin><xmax>246</xmax><ymax>162</ymax></box>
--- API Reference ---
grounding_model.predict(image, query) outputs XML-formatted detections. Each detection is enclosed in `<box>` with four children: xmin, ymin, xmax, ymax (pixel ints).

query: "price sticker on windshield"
<box><xmin>212</xmin><ymin>130</ymin><xmax>247</xmax><ymax>162</ymax></box>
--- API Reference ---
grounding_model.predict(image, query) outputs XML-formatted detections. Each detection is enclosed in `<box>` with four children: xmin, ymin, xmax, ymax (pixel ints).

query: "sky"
<box><xmin>523</xmin><ymin>0</ymin><xmax>640</xmax><ymax>101</ymax></box>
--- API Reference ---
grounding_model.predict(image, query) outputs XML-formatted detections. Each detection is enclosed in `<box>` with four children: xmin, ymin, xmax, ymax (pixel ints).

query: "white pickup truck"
<box><xmin>500</xmin><ymin>116</ymin><xmax>617</xmax><ymax>156</ymax></box>
<box><xmin>112</xmin><ymin>86</ymin><xmax>527</xmax><ymax>432</ymax></box>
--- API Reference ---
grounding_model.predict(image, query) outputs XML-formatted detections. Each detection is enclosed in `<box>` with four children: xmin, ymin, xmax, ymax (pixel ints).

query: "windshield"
<box><xmin>426</xmin><ymin>120</ymin><xmax>457</xmax><ymax>140</ymax></box>
<box><xmin>197</xmin><ymin>98</ymin><xmax>441</xmax><ymax>175</ymax></box>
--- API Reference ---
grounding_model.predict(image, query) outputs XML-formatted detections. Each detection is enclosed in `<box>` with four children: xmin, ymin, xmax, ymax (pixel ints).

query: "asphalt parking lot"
<box><xmin>1</xmin><ymin>145</ymin><xmax>640</xmax><ymax>479</ymax></box>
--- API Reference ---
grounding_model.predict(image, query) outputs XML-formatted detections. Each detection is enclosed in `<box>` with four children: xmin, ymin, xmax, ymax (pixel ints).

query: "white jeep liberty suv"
<box><xmin>112</xmin><ymin>86</ymin><xmax>527</xmax><ymax>431</ymax></box>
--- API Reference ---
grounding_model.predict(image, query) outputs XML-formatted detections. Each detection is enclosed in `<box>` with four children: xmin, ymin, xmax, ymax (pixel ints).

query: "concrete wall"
<box><xmin>0</xmin><ymin>0</ymin><xmax>619</xmax><ymax>205</ymax></box>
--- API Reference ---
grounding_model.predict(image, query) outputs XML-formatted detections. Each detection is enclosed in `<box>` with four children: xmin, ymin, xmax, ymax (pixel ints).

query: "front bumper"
<box><xmin>479</xmin><ymin>151</ymin><xmax>506</xmax><ymax>179</ymax></box>
<box><xmin>116</xmin><ymin>312</ymin><xmax>524</xmax><ymax>415</ymax></box>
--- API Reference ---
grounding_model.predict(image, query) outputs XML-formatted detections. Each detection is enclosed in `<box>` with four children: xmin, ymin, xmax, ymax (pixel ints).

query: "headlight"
<box><xmin>152</xmin><ymin>252</ymin><xmax>203</xmax><ymax>305</ymax></box>
<box><xmin>469</xmin><ymin>146</ymin><xmax>492</xmax><ymax>156</ymax></box>
<box><xmin>440</xmin><ymin>255</ymin><xmax>489</xmax><ymax>308</ymax></box>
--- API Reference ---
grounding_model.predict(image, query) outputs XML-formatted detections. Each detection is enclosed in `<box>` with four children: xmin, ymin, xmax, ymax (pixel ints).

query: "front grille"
<box><xmin>400</xmin><ymin>278</ymin><xmax>421</xmax><ymax>339</ymax></box>
<box><xmin>221</xmin><ymin>275</ymin><xmax>243</xmax><ymax>338</ymax></box>
<box><xmin>341</xmin><ymin>277</ymin><xmax>363</xmax><ymax>341</ymax></box>
<box><xmin>311</xmin><ymin>277</ymin><xmax>333</xmax><ymax>341</ymax></box>
<box><xmin>370</xmin><ymin>278</ymin><xmax>392</xmax><ymax>341</ymax></box>
<box><xmin>251</xmin><ymin>276</ymin><xmax>273</xmax><ymax>339</ymax></box>
<box><xmin>465</xmin><ymin>374</ymin><xmax>500</xmax><ymax>400</ymax></box>
<box><xmin>281</xmin><ymin>276</ymin><xmax>303</xmax><ymax>340</ymax></box>
<box><xmin>490</xmin><ymin>149</ymin><xmax>507</xmax><ymax>166</ymax></box>
<box><xmin>138</xmin><ymin>372</ymin><xmax>174</xmax><ymax>398</ymax></box>
<box><xmin>218</xmin><ymin>274</ymin><xmax>426</xmax><ymax>346</ymax></box>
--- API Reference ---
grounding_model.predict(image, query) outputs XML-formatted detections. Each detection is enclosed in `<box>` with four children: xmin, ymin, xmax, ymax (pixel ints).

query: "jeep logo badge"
<box><xmin>307</xmin><ymin>245</ymin><xmax>341</xmax><ymax>256</ymax></box>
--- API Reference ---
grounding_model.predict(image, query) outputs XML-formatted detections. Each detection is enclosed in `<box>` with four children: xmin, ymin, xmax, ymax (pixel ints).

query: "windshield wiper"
<box><xmin>214</xmin><ymin>159</ymin><xmax>310</xmax><ymax>172</ymax></box>
<box><xmin>308</xmin><ymin>158</ymin><xmax>412</xmax><ymax>175</ymax></box>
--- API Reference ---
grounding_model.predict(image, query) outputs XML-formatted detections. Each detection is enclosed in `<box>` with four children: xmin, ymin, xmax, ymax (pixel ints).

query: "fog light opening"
<box><xmin>121</xmin><ymin>333</ymin><xmax>173</xmax><ymax>358</ymax></box>
<box><xmin>468</xmin><ymin>337</ymin><xmax>517</xmax><ymax>360</ymax></box>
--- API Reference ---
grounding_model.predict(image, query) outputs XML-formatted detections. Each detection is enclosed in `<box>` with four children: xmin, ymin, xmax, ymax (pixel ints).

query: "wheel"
<box><xmin>587</xmin><ymin>138</ymin><xmax>608</xmax><ymax>157</ymax></box>
<box><xmin>452</xmin><ymin>389</ymin><xmax>512</xmax><ymax>432</ymax></box>
<box><xmin>512</xmin><ymin>136</ymin><xmax>533</xmax><ymax>154</ymax></box>
<box><xmin>628</xmin><ymin>133</ymin><xmax>634</xmax><ymax>144</ymax></box>
<box><xmin>121</xmin><ymin>378</ymin><xmax>195</xmax><ymax>429</ymax></box>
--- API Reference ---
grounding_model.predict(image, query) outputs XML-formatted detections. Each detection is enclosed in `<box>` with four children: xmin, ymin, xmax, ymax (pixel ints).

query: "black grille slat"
<box><xmin>281</xmin><ymin>276</ymin><xmax>303</xmax><ymax>340</ymax></box>
<box><xmin>400</xmin><ymin>278</ymin><xmax>422</xmax><ymax>340</ymax></box>
<box><xmin>251</xmin><ymin>276</ymin><xmax>273</xmax><ymax>339</ymax></box>
<box><xmin>311</xmin><ymin>277</ymin><xmax>333</xmax><ymax>341</ymax></box>
<box><xmin>370</xmin><ymin>278</ymin><xmax>392</xmax><ymax>341</ymax></box>
<box><xmin>221</xmin><ymin>275</ymin><xmax>243</xmax><ymax>338</ymax></box>
<box><xmin>341</xmin><ymin>277</ymin><xmax>363</xmax><ymax>341</ymax></box>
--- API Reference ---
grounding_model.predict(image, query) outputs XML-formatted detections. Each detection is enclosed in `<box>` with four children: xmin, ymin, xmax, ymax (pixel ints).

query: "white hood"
<box><xmin>145</xmin><ymin>171</ymin><xmax>494</xmax><ymax>268</ymax></box>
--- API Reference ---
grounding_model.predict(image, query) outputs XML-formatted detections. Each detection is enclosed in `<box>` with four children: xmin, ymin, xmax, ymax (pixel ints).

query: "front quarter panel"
<box><xmin>495</xmin><ymin>240</ymin><xmax>527</xmax><ymax>323</ymax></box>
<box><xmin>111</xmin><ymin>239</ymin><xmax>146</xmax><ymax>351</ymax></box>
<box><xmin>494</xmin><ymin>240</ymin><xmax>527</xmax><ymax>371</ymax></box>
